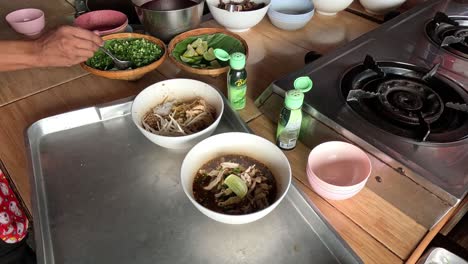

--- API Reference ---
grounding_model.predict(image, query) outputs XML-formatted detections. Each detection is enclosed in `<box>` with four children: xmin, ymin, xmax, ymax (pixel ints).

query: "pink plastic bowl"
<box><xmin>74</xmin><ymin>10</ymin><xmax>128</xmax><ymax>36</ymax></box>
<box><xmin>307</xmin><ymin>170</ymin><xmax>363</xmax><ymax>200</ymax></box>
<box><xmin>306</xmin><ymin>141</ymin><xmax>372</xmax><ymax>200</ymax></box>
<box><xmin>5</xmin><ymin>8</ymin><xmax>45</xmax><ymax>37</ymax></box>
<box><xmin>307</xmin><ymin>167</ymin><xmax>367</xmax><ymax>194</ymax></box>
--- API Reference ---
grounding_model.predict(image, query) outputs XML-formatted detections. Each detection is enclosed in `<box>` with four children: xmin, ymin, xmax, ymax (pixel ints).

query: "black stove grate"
<box><xmin>426</xmin><ymin>12</ymin><xmax>468</xmax><ymax>59</ymax></box>
<box><xmin>342</xmin><ymin>55</ymin><xmax>468</xmax><ymax>143</ymax></box>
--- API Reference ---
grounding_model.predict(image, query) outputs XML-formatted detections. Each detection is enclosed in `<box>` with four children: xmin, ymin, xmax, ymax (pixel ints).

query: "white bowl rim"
<box><xmin>131</xmin><ymin>78</ymin><xmax>225</xmax><ymax>140</ymax></box>
<box><xmin>181</xmin><ymin>132</ymin><xmax>292</xmax><ymax>220</ymax></box>
<box><xmin>206</xmin><ymin>0</ymin><xmax>272</xmax><ymax>12</ymax></box>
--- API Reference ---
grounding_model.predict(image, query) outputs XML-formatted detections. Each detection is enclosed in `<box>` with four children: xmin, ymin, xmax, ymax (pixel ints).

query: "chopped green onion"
<box><xmin>86</xmin><ymin>38</ymin><xmax>163</xmax><ymax>70</ymax></box>
<box><xmin>224</xmin><ymin>174</ymin><xmax>248</xmax><ymax>199</ymax></box>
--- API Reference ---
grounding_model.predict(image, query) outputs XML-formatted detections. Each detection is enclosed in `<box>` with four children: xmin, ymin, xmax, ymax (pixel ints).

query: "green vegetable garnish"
<box><xmin>224</xmin><ymin>174</ymin><xmax>248</xmax><ymax>199</ymax></box>
<box><xmin>86</xmin><ymin>38</ymin><xmax>163</xmax><ymax>70</ymax></box>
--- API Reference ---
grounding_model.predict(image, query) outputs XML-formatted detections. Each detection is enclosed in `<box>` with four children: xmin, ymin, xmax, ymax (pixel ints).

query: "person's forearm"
<box><xmin>0</xmin><ymin>41</ymin><xmax>40</xmax><ymax>72</ymax></box>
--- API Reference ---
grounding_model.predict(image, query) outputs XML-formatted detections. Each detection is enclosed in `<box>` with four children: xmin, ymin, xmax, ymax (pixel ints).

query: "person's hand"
<box><xmin>34</xmin><ymin>26</ymin><xmax>103</xmax><ymax>67</ymax></box>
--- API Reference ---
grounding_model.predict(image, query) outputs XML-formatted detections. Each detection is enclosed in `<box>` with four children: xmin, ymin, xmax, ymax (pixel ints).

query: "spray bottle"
<box><xmin>276</xmin><ymin>76</ymin><xmax>313</xmax><ymax>150</ymax></box>
<box><xmin>214</xmin><ymin>49</ymin><xmax>247</xmax><ymax>110</ymax></box>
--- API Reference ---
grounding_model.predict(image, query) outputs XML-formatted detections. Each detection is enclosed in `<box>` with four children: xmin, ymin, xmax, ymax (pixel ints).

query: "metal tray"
<box><xmin>26</xmin><ymin>96</ymin><xmax>362</xmax><ymax>264</ymax></box>
<box><xmin>417</xmin><ymin>247</ymin><xmax>468</xmax><ymax>264</ymax></box>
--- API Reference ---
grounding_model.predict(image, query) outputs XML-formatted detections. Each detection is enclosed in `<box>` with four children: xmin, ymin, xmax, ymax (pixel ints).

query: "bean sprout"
<box><xmin>142</xmin><ymin>98</ymin><xmax>216</xmax><ymax>136</ymax></box>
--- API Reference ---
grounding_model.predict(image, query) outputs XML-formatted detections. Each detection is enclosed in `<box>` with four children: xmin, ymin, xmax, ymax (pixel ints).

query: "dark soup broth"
<box><xmin>141</xmin><ymin>0</ymin><xmax>198</xmax><ymax>11</ymax></box>
<box><xmin>193</xmin><ymin>155</ymin><xmax>277</xmax><ymax>215</ymax></box>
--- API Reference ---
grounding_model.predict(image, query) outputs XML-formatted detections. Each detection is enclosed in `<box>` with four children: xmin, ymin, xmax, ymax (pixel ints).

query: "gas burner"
<box><xmin>377</xmin><ymin>79</ymin><xmax>444</xmax><ymax>125</ymax></box>
<box><xmin>426</xmin><ymin>12</ymin><xmax>468</xmax><ymax>59</ymax></box>
<box><xmin>342</xmin><ymin>55</ymin><xmax>468</xmax><ymax>143</ymax></box>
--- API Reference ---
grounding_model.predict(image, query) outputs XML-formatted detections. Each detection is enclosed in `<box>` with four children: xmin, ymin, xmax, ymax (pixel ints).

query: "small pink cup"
<box><xmin>5</xmin><ymin>8</ymin><xmax>45</xmax><ymax>37</ymax></box>
<box><xmin>306</xmin><ymin>141</ymin><xmax>372</xmax><ymax>200</ymax></box>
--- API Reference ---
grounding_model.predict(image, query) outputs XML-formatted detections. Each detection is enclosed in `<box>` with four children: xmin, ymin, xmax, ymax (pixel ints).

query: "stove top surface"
<box><xmin>268</xmin><ymin>0</ymin><xmax>468</xmax><ymax>205</ymax></box>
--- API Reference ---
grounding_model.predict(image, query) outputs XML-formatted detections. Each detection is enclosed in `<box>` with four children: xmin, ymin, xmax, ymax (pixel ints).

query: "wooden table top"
<box><xmin>0</xmin><ymin>1</ymin><xmax>457</xmax><ymax>263</ymax></box>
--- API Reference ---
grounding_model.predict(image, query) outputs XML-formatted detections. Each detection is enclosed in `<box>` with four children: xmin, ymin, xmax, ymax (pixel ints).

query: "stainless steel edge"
<box><xmin>26</xmin><ymin>95</ymin><xmax>361</xmax><ymax>263</ymax></box>
<box><xmin>25</xmin><ymin>98</ymin><xmax>135</xmax><ymax>264</ymax></box>
<box><xmin>26</xmin><ymin>122</ymin><xmax>53</xmax><ymax>264</ymax></box>
<box><xmin>288</xmin><ymin>183</ymin><xmax>363</xmax><ymax>264</ymax></box>
<box><xmin>417</xmin><ymin>247</ymin><xmax>468</xmax><ymax>264</ymax></box>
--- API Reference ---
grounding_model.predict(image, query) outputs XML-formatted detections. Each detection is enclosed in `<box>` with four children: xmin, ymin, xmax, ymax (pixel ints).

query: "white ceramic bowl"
<box><xmin>312</xmin><ymin>0</ymin><xmax>353</xmax><ymax>16</ymax></box>
<box><xmin>267</xmin><ymin>0</ymin><xmax>314</xmax><ymax>31</ymax></box>
<box><xmin>306</xmin><ymin>141</ymin><xmax>372</xmax><ymax>200</ymax></box>
<box><xmin>359</xmin><ymin>0</ymin><xmax>407</xmax><ymax>15</ymax></box>
<box><xmin>131</xmin><ymin>78</ymin><xmax>224</xmax><ymax>149</ymax></box>
<box><xmin>206</xmin><ymin>0</ymin><xmax>271</xmax><ymax>32</ymax></box>
<box><xmin>181</xmin><ymin>132</ymin><xmax>292</xmax><ymax>224</ymax></box>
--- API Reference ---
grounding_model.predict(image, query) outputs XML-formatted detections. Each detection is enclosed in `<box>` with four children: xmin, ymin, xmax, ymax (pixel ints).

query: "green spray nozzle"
<box><xmin>284</xmin><ymin>76</ymin><xmax>313</xmax><ymax>110</ymax></box>
<box><xmin>214</xmin><ymin>49</ymin><xmax>230</xmax><ymax>61</ymax></box>
<box><xmin>214</xmin><ymin>48</ymin><xmax>246</xmax><ymax>70</ymax></box>
<box><xmin>294</xmin><ymin>76</ymin><xmax>313</xmax><ymax>93</ymax></box>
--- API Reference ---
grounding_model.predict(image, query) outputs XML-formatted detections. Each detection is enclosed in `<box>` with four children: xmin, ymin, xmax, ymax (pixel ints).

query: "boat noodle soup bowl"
<box><xmin>181</xmin><ymin>132</ymin><xmax>292</xmax><ymax>224</ymax></box>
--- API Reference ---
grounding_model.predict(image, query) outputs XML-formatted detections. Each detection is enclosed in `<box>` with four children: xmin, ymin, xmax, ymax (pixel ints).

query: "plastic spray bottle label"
<box><xmin>229</xmin><ymin>78</ymin><xmax>247</xmax><ymax>110</ymax></box>
<box><xmin>276</xmin><ymin>108</ymin><xmax>302</xmax><ymax>149</ymax></box>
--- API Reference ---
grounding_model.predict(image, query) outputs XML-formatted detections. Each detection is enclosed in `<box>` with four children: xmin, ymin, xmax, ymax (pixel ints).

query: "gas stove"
<box><xmin>256</xmin><ymin>0</ymin><xmax>468</xmax><ymax>207</ymax></box>
<box><xmin>342</xmin><ymin>55</ymin><xmax>468</xmax><ymax>143</ymax></box>
<box><xmin>426</xmin><ymin>12</ymin><xmax>468</xmax><ymax>60</ymax></box>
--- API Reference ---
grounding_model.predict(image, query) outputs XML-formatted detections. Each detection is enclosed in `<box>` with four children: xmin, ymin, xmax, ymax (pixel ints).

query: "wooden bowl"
<box><xmin>168</xmin><ymin>28</ymin><xmax>249</xmax><ymax>77</ymax></box>
<box><xmin>80</xmin><ymin>33</ymin><xmax>167</xmax><ymax>81</ymax></box>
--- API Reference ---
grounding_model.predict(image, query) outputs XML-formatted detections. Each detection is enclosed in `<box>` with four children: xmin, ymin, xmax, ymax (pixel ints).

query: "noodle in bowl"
<box><xmin>131</xmin><ymin>79</ymin><xmax>224</xmax><ymax>149</ymax></box>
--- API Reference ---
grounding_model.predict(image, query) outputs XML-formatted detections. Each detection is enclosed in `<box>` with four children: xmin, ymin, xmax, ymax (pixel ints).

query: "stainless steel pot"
<box><xmin>133</xmin><ymin>0</ymin><xmax>205</xmax><ymax>43</ymax></box>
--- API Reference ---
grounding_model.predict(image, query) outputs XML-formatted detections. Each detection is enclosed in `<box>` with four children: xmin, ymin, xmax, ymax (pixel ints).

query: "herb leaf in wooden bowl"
<box><xmin>172</xmin><ymin>33</ymin><xmax>246</xmax><ymax>69</ymax></box>
<box><xmin>87</xmin><ymin>38</ymin><xmax>163</xmax><ymax>71</ymax></box>
<box><xmin>80</xmin><ymin>33</ymin><xmax>167</xmax><ymax>81</ymax></box>
<box><xmin>168</xmin><ymin>28</ymin><xmax>248</xmax><ymax>77</ymax></box>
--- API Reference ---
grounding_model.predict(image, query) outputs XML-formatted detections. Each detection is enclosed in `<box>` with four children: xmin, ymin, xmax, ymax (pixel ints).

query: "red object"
<box><xmin>0</xmin><ymin>170</ymin><xmax>28</xmax><ymax>244</ymax></box>
<box><xmin>73</xmin><ymin>10</ymin><xmax>128</xmax><ymax>36</ymax></box>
